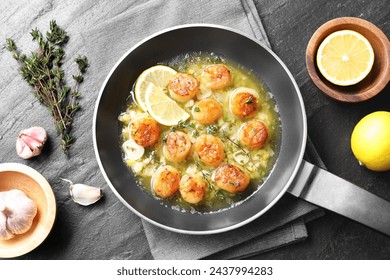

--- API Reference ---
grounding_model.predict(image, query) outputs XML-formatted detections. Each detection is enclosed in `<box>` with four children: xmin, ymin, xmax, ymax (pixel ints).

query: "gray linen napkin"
<box><xmin>81</xmin><ymin>0</ymin><xmax>324</xmax><ymax>260</ymax></box>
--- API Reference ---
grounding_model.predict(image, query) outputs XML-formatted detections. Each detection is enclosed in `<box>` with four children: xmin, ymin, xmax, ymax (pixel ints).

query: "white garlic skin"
<box><xmin>61</xmin><ymin>179</ymin><xmax>102</xmax><ymax>206</ymax></box>
<box><xmin>0</xmin><ymin>189</ymin><xmax>38</xmax><ymax>241</ymax></box>
<box><xmin>16</xmin><ymin>126</ymin><xmax>47</xmax><ymax>159</ymax></box>
<box><xmin>0</xmin><ymin>209</ymin><xmax>14</xmax><ymax>240</ymax></box>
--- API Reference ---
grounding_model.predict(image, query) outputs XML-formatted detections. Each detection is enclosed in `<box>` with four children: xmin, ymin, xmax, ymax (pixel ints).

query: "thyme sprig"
<box><xmin>6</xmin><ymin>20</ymin><xmax>89</xmax><ymax>154</ymax></box>
<box><xmin>219</xmin><ymin>130</ymin><xmax>248</xmax><ymax>156</ymax></box>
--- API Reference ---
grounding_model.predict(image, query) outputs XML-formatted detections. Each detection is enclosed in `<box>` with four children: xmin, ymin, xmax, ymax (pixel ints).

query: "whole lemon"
<box><xmin>351</xmin><ymin>111</ymin><xmax>390</xmax><ymax>171</ymax></box>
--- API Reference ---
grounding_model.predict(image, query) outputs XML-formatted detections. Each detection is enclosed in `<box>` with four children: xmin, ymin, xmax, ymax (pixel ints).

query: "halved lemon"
<box><xmin>316</xmin><ymin>30</ymin><xmax>374</xmax><ymax>86</ymax></box>
<box><xmin>145</xmin><ymin>84</ymin><xmax>190</xmax><ymax>126</ymax></box>
<box><xmin>134</xmin><ymin>65</ymin><xmax>177</xmax><ymax>111</ymax></box>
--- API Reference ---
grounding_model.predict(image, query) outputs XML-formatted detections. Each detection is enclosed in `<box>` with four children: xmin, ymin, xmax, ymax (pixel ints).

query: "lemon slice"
<box><xmin>134</xmin><ymin>65</ymin><xmax>177</xmax><ymax>111</ymax></box>
<box><xmin>316</xmin><ymin>30</ymin><xmax>374</xmax><ymax>86</ymax></box>
<box><xmin>145</xmin><ymin>84</ymin><xmax>190</xmax><ymax>126</ymax></box>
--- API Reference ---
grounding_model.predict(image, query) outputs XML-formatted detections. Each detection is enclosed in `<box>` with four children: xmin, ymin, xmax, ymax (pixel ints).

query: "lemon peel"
<box><xmin>351</xmin><ymin>111</ymin><xmax>390</xmax><ymax>171</ymax></box>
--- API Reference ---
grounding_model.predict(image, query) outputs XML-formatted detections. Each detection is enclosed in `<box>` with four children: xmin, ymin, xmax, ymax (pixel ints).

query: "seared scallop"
<box><xmin>152</xmin><ymin>165</ymin><xmax>181</xmax><ymax>198</ymax></box>
<box><xmin>239</xmin><ymin>119</ymin><xmax>268</xmax><ymax>149</ymax></box>
<box><xmin>179</xmin><ymin>174</ymin><xmax>206</xmax><ymax>204</ymax></box>
<box><xmin>229</xmin><ymin>87</ymin><xmax>259</xmax><ymax>118</ymax></box>
<box><xmin>214</xmin><ymin>163</ymin><xmax>250</xmax><ymax>193</ymax></box>
<box><xmin>192</xmin><ymin>99</ymin><xmax>222</xmax><ymax>125</ymax></box>
<box><xmin>168</xmin><ymin>73</ymin><xmax>199</xmax><ymax>102</ymax></box>
<box><xmin>194</xmin><ymin>134</ymin><xmax>225</xmax><ymax>167</ymax></box>
<box><xmin>163</xmin><ymin>131</ymin><xmax>192</xmax><ymax>163</ymax></box>
<box><xmin>200</xmin><ymin>64</ymin><xmax>232</xmax><ymax>90</ymax></box>
<box><xmin>130</xmin><ymin>114</ymin><xmax>160</xmax><ymax>147</ymax></box>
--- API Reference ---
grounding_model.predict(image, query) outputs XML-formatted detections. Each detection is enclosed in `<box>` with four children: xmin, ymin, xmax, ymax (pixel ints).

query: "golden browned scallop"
<box><xmin>152</xmin><ymin>165</ymin><xmax>181</xmax><ymax>198</ymax></box>
<box><xmin>168</xmin><ymin>73</ymin><xmax>199</xmax><ymax>102</ymax></box>
<box><xmin>194</xmin><ymin>134</ymin><xmax>225</xmax><ymax>167</ymax></box>
<box><xmin>239</xmin><ymin>119</ymin><xmax>268</xmax><ymax>149</ymax></box>
<box><xmin>163</xmin><ymin>131</ymin><xmax>192</xmax><ymax>163</ymax></box>
<box><xmin>179</xmin><ymin>174</ymin><xmax>206</xmax><ymax>204</ymax></box>
<box><xmin>200</xmin><ymin>64</ymin><xmax>232</xmax><ymax>90</ymax></box>
<box><xmin>229</xmin><ymin>87</ymin><xmax>259</xmax><ymax>118</ymax></box>
<box><xmin>214</xmin><ymin>163</ymin><xmax>250</xmax><ymax>193</ymax></box>
<box><xmin>192</xmin><ymin>99</ymin><xmax>222</xmax><ymax>125</ymax></box>
<box><xmin>130</xmin><ymin>114</ymin><xmax>160</xmax><ymax>147</ymax></box>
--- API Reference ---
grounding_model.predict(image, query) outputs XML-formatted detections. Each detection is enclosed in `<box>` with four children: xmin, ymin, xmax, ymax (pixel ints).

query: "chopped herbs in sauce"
<box><xmin>118</xmin><ymin>52</ymin><xmax>280</xmax><ymax>212</ymax></box>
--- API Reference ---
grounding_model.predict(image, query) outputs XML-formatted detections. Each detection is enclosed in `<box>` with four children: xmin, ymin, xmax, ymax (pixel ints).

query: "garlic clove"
<box><xmin>16</xmin><ymin>126</ymin><xmax>47</xmax><ymax>159</ymax></box>
<box><xmin>70</xmin><ymin>184</ymin><xmax>103</xmax><ymax>206</ymax></box>
<box><xmin>0</xmin><ymin>202</ymin><xmax>14</xmax><ymax>240</ymax></box>
<box><xmin>122</xmin><ymin>140</ymin><xmax>144</xmax><ymax>161</ymax></box>
<box><xmin>16</xmin><ymin>137</ymin><xmax>35</xmax><ymax>159</ymax></box>
<box><xmin>22</xmin><ymin>126</ymin><xmax>47</xmax><ymax>143</ymax></box>
<box><xmin>0</xmin><ymin>189</ymin><xmax>37</xmax><ymax>240</ymax></box>
<box><xmin>197</xmin><ymin>85</ymin><xmax>212</xmax><ymax>100</ymax></box>
<box><xmin>233</xmin><ymin>150</ymin><xmax>250</xmax><ymax>165</ymax></box>
<box><xmin>19</xmin><ymin>134</ymin><xmax>43</xmax><ymax>153</ymax></box>
<box><xmin>61</xmin><ymin>179</ymin><xmax>103</xmax><ymax>206</ymax></box>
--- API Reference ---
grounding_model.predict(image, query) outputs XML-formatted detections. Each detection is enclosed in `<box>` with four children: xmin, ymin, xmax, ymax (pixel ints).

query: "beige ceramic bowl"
<box><xmin>306</xmin><ymin>17</ymin><xmax>390</xmax><ymax>102</ymax></box>
<box><xmin>0</xmin><ymin>163</ymin><xmax>56</xmax><ymax>258</ymax></box>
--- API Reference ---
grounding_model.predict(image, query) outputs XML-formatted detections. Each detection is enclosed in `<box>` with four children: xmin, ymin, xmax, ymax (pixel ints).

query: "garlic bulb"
<box><xmin>16</xmin><ymin>126</ymin><xmax>47</xmax><ymax>159</ymax></box>
<box><xmin>61</xmin><ymin>179</ymin><xmax>102</xmax><ymax>206</ymax></box>
<box><xmin>0</xmin><ymin>189</ymin><xmax>37</xmax><ymax>241</ymax></box>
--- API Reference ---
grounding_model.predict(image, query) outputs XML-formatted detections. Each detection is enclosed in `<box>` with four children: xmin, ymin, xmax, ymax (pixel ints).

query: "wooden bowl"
<box><xmin>306</xmin><ymin>17</ymin><xmax>390</xmax><ymax>102</ymax></box>
<box><xmin>0</xmin><ymin>163</ymin><xmax>56</xmax><ymax>258</ymax></box>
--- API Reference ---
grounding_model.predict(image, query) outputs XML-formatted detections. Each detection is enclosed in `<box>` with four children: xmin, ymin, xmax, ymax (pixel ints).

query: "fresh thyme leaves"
<box><xmin>6</xmin><ymin>20</ymin><xmax>89</xmax><ymax>155</ymax></box>
<box><xmin>245</xmin><ymin>96</ymin><xmax>253</xmax><ymax>104</ymax></box>
<box><xmin>171</xmin><ymin>120</ymin><xmax>195</xmax><ymax>131</ymax></box>
<box><xmin>200</xmin><ymin>170</ymin><xmax>230</xmax><ymax>202</ymax></box>
<box><xmin>219</xmin><ymin>129</ymin><xmax>253</xmax><ymax>163</ymax></box>
<box><xmin>206</xmin><ymin>124</ymin><xmax>219</xmax><ymax>135</ymax></box>
<box><xmin>74</xmin><ymin>55</ymin><xmax>89</xmax><ymax>73</ymax></box>
<box><xmin>201</xmin><ymin>171</ymin><xmax>216</xmax><ymax>189</ymax></box>
<box><xmin>162</xmin><ymin>134</ymin><xmax>168</xmax><ymax>143</ymax></box>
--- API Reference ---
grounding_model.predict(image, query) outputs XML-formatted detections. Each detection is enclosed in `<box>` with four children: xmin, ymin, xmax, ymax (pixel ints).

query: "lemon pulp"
<box><xmin>316</xmin><ymin>30</ymin><xmax>374</xmax><ymax>86</ymax></box>
<box><xmin>134</xmin><ymin>65</ymin><xmax>177</xmax><ymax>111</ymax></box>
<box><xmin>145</xmin><ymin>84</ymin><xmax>190</xmax><ymax>126</ymax></box>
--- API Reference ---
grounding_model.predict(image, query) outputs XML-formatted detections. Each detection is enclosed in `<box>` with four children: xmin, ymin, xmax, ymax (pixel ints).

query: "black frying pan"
<box><xmin>93</xmin><ymin>24</ymin><xmax>390</xmax><ymax>235</ymax></box>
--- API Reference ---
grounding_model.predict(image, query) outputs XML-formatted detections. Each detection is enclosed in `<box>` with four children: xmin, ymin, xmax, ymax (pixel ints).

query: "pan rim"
<box><xmin>92</xmin><ymin>23</ymin><xmax>307</xmax><ymax>235</ymax></box>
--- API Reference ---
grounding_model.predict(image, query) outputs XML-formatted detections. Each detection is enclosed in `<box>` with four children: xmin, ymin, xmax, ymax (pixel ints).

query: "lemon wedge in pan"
<box><xmin>134</xmin><ymin>65</ymin><xmax>177</xmax><ymax>111</ymax></box>
<box><xmin>145</xmin><ymin>84</ymin><xmax>190</xmax><ymax>126</ymax></box>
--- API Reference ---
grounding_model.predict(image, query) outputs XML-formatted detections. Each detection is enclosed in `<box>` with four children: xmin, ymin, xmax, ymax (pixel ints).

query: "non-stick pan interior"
<box><xmin>94</xmin><ymin>25</ymin><xmax>306</xmax><ymax>234</ymax></box>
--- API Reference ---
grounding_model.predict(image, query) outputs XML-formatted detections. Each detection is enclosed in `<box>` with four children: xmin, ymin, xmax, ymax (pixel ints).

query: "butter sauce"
<box><xmin>119</xmin><ymin>53</ymin><xmax>280</xmax><ymax>212</ymax></box>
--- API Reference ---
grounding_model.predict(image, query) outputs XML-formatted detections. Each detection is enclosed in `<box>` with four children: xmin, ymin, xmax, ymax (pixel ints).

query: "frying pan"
<box><xmin>93</xmin><ymin>24</ymin><xmax>390</xmax><ymax>235</ymax></box>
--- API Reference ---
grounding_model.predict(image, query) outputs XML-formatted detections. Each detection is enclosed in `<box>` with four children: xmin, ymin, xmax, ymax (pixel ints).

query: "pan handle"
<box><xmin>287</xmin><ymin>160</ymin><xmax>390</xmax><ymax>236</ymax></box>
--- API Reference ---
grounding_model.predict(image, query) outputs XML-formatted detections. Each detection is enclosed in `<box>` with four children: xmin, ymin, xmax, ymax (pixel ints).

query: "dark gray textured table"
<box><xmin>1</xmin><ymin>0</ymin><xmax>389</xmax><ymax>260</ymax></box>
